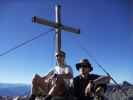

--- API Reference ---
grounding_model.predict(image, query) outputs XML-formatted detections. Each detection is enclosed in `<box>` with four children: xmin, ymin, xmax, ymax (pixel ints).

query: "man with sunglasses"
<box><xmin>30</xmin><ymin>50</ymin><xmax>73</xmax><ymax>100</ymax></box>
<box><xmin>44</xmin><ymin>50</ymin><xmax>73</xmax><ymax>100</ymax></box>
<box><xmin>73</xmin><ymin>59</ymin><xmax>110</xmax><ymax>100</ymax></box>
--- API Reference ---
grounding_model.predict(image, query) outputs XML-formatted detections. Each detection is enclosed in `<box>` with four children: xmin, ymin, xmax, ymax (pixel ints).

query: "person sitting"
<box><xmin>73</xmin><ymin>58</ymin><xmax>110</xmax><ymax>100</ymax></box>
<box><xmin>30</xmin><ymin>50</ymin><xmax>73</xmax><ymax>100</ymax></box>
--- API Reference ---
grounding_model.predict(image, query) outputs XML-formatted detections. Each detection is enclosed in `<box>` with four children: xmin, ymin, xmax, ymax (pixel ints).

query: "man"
<box><xmin>73</xmin><ymin>59</ymin><xmax>110</xmax><ymax>100</ymax></box>
<box><xmin>30</xmin><ymin>51</ymin><xmax>73</xmax><ymax>100</ymax></box>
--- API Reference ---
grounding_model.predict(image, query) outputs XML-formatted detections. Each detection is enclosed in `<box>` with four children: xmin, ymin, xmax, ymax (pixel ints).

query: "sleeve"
<box><xmin>91</xmin><ymin>74</ymin><xmax>100</xmax><ymax>80</ymax></box>
<box><xmin>65</xmin><ymin>65</ymin><xmax>73</xmax><ymax>76</ymax></box>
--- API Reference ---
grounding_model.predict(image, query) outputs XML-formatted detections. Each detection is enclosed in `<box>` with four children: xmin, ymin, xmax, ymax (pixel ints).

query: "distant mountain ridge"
<box><xmin>105</xmin><ymin>81</ymin><xmax>133</xmax><ymax>100</ymax></box>
<box><xmin>0</xmin><ymin>83</ymin><xmax>30</xmax><ymax>96</ymax></box>
<box><xmin>122</xmin><ymin>81</ymin><xmax>133</xmax><ymax>87</ymax></box>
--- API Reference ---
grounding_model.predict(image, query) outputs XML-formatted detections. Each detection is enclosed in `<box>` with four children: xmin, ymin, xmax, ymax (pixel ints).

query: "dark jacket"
<box><xmin>73</xmin><ymin>74</ymin><xmax>100</xmax><ymax>100</ymax></box>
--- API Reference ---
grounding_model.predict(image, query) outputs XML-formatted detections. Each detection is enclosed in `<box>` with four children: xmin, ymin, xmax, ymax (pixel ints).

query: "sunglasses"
<box><xmin>79</xmin><ymin>64</ymin><xmax>89</xmax><ymax>68</ymax></box>
<box><xmin>79</xmin><ymin>64</ymin><xmax>92</xmax><ymax>69</ymax></box>
<box><xmin>56</xmin><ymin>54</ymin><xmax>63</xmax><ymax>58</ymax></box>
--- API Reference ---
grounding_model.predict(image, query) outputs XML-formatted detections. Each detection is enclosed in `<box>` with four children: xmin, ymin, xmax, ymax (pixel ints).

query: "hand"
<box><xmin>44</xmin><ymin>73</ymin><xmax>58</xmax><ymax>83</ymax></box>
<box><xmin>53</xmin><ymin>73</ymin><xmax>58</xmax><ymax>78</ymax></box>
<box><xmin>50</xmin><ymin>73</ymin><xmax>58</xmax><ymax>79</ymax></box>
<box><xmin>85</xmin><ymin>81</ymin><xmax>94</xmax><ymax>96</ymax></box>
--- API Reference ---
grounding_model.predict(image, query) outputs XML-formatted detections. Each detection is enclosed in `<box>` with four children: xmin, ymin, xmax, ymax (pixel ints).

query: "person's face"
<box><xmin>79</xmin><ymin>65</ymin><xmax>91</xmax><ymax>75</ymax></box>
<box><xmin>56</xmin><ymin>54</ymin><xmax>64</xmax><ymax>64</ymax></box>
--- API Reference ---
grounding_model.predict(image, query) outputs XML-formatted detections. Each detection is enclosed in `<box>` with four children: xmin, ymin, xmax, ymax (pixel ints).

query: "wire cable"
<box><xmin>69</xmin><ymin>33</ymin><xmax>128</xmax><ymax>99</ymax></box>
<box><xmin>0</xmin><ymin>29</ymin><xmax>54</xmax><ymax>57</ymax></box>
<box><xmin>50</xmin><ymin>30</ymin><xmax>56</xmax><ymax>67</ymax></box>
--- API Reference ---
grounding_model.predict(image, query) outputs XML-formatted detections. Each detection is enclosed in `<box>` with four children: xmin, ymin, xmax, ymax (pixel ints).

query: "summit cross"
<box><xmin>32</xmin><ymin>5</ymin><xmax>80</xmax><ymax>53</ymax></box>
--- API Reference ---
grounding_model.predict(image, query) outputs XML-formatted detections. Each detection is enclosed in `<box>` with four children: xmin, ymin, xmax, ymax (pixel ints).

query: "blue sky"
<box><xmin>0</xmin><ymin>0</ymin><xmax>132</xmax><ymax>84</ymax></box>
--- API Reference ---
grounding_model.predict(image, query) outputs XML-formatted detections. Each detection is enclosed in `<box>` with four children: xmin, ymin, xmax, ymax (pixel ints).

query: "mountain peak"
<box><xmin>122</xmin><ymin>81</ymin><xmax>132</xmax><ymax>87</ymax></box>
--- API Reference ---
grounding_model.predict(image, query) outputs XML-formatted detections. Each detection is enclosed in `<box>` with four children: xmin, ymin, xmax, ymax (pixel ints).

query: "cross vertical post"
<box><xmin>55</xmin><ymin>5</ymin><xmax>61</xmax><ymax>53</ymax></box>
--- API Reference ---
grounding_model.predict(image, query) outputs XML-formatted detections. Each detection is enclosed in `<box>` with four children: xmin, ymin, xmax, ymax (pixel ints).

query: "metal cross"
<box><xmin>32</xmin><ymin>5</ymin><xmax>80</xmax><ymax>53</ymax></box>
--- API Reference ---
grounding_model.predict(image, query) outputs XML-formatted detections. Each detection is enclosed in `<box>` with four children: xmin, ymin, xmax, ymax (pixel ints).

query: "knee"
<box><xmin>34</xmin><ymin>74</ymin><xmax>40</xmax><ymax>78</ymax></box>
<box><xmin>32</xmin><ymin>74</ymin><xmax>40</xmax><ymax>85</ymax></box>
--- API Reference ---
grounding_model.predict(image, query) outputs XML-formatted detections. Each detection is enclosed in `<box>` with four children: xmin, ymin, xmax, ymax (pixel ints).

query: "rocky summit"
<box><xmin>0</xmin><ymin>82</ymin><xmax>133</xmax><ymax>100</ymax></box>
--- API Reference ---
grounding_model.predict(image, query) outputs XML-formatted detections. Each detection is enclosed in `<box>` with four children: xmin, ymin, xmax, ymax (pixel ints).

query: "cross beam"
<box><xmin>32</xmin><ymin>5</ymin><xmax>80</xmax><ymax>53</ymax></box>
